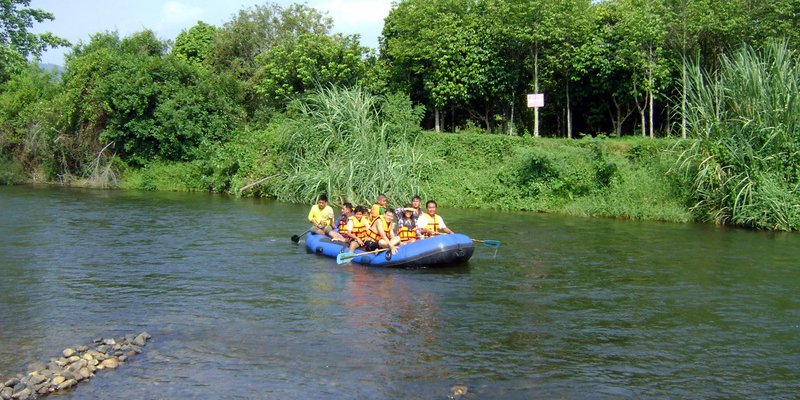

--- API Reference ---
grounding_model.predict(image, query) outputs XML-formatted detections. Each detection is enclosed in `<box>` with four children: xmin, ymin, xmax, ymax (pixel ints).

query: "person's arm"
<box><xmin>438</xmin><ymin>215</ymin><xmax>454</xmax><ymax>234</ymax></box>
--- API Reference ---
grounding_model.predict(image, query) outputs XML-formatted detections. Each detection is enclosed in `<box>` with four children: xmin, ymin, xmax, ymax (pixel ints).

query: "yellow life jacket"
<box><xmin>367</xmin><ymin>216</ymin><xmax>391</xmax><ymax>242</ymax></box>
<box><xmin>348</xmin><ymin>216</ymin><xmax>370</xmax><ymax>240</ymax></box>
<box><xmin>421</xmin><ymin>213</ymin><xmax>440</xmax><ymax>237</ymax></box>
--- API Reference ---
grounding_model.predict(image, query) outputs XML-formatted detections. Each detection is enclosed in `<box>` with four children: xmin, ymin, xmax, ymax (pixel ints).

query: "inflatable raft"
<box><xmin>305</xmin><ymin>233</ymin><xmax>474</xmax><ymax>268</ymax></box>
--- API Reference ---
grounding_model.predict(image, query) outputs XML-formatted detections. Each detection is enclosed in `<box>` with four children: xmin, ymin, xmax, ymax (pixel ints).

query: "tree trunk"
<box><xmin>435</xmin><ymin>108</ymin><xmax>440</xmax><ymax>132</ymax></box>
<box><xmin>533</xmin><ymin>42</ymin><xmax>540</xmax><ymax>137</ymax></box>
<box><xmin>566</xmin><ymin>81</ymin><xmax>572</xmax><ymax>139</ymax></box>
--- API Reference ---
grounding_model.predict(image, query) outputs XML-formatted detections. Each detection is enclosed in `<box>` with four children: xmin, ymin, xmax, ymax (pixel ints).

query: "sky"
<box><xmin>30</xmin><ymin>0</ymin><xmax>394</xmax><ymax>65</ymax></box>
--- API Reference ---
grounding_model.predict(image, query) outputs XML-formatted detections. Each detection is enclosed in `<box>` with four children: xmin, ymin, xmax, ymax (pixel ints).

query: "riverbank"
<box><xmin>2</xmin><ymin>134</ymin><xmax>693</xmax><ymax>224</ymax></box>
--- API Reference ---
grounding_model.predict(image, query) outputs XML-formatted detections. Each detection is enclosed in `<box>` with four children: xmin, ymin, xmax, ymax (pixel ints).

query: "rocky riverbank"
<box><xmin>0</xmin><ymin>332</ymin><xmax>151</xmax><ymax>400</ymax></box>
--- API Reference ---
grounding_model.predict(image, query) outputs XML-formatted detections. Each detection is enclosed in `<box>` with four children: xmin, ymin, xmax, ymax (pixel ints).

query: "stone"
<box><xmin>67</xmin><ymin>356</ymin><xmax>80</xmax><ymax>363</ymax></box>
<box><xmin>26</xmin><ymin>374</ymin><xmax>46</xmax><ymax>386</ymax></box>
<box><xmin>450</xmin><ymin>385</ymin><xmax>468</xmax><ymax>396</ymax></box>
<box><xmin>118</xmin><ymin>355</ymin><xmax>127</xmax><ymax>362</ymax></box>
<box><xmin>132</xmin><ymin>334</ymin><xmax>148</xmax><ymax>347</ymax></box>
<box><xmin>56</xmin><ymin>379</ymin><xmax>76</xmax><ymax>391</ymax></box>
<box><xmin>124</xmin><ymin>334</ymin><xmax>136</xmax><ymax>343</ymax></box>
<box><xmin>26</xmin><ymin>362</ymin><xmax>45</xmax><ymax>374</ymax></box>
<box><xmin>11</xmin><ymin>387</ymin><xmax>31</xmax><ymax>400</ymax></box>
<box><xmin>76</xmin><ymin>345</ymin><xmax>89</xmax><ymax>352</ymax></box>
<box><xmin>0</xmin><ymin>387</ymin><xmax>11</xmax><ymax>400</ymax></box>
<box><xmin>78</xmin><ymin>368</ymin><xmax>92</xmax><ymax>381</ymax></box>
<box><xmin>130</xmin><ymin>345</ymin><xmax>142</xmax><ymax>354</ymax></box>
<box><xmin>102</xmin><ymin>338</ymin><xmax>116</xmax><ymax>346</ymax></box>
<box><xmin>50</xmin><ymin>376</ymin><xmax>65</xmax><ymax>386</ymax></box>
<box><xmin>100</xmin><ymin>358</ymin><xmax>118</xmax><ymax>369</ymax></box>
<box><xmin>62</xmin><ymin>348</ymin><xmax>76</xmax><ymax>358</ymax></box>
<box><xmin>2</xmin><ymin>380</ymin><xmax>17</xmax><ymax>389</ymax></box>
<box><xmin>96</xmin><ymin>345</ymin><xmax>108</xmax><ymax>354</ymax></box>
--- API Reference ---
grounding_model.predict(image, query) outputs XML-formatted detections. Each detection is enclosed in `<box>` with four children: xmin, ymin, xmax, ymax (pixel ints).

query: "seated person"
<box><xmin>328</xmin><ymin>202</ymin><xmax>352</xmax><ymax>243</ymax></box>
<box><xmin>396</xmin><ymin>204</ymin><xmax>421</xmax><ymax>244</ymax></box>
<box><xmin>365</xmin><ymin>208</ymin><xmax>401</xmax><ymax>254</ymax></box>
<box><xmin>346</xmin><ymin>205</ymin><xmax>371</xmax><ymax>253</ymax></box>
<box><xmin>308</xmin><ymin>194</ymin><xmax>335</xmax><ymax>235</ymax></box>
<box><xmin>370</xmin><ymin>194</ymin><xmax>388</xmax><ymax>219</ymax></box>
<box><xmin>394</xmin><ymin>195</ymin><xmax>422</xmax><ymax>220</ymax></box>
<box><xmin>416</xmin><ymin>200</ymin><xmax>454</xmax><ymax>237</ymax></box>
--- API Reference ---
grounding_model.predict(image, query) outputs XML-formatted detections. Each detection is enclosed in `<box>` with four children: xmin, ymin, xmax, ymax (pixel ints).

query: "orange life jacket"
<box><xmin>367</xmin><ymin>216</ymin><xmax>392</xmax><ymax>242</ymax></box>
<box><xmin>337</xmin><ymin>215</ymin><xmax>349</xmax><ymax>234</ymax></box>
<box><xmin>349</xmin><ymin>216</ymin><xmax>370</xmax><ymax>240</ymax></box>
<box><xmin>398</xmin><ymin>226</ymin><xmax>417</xmax><ymax>242</ymax></box>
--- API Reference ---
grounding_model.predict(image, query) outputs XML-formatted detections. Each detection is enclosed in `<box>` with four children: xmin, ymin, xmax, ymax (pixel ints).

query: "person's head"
<box><xmin>384</xmin><ymin>208</ymin><xmax>395</xmax><ymax>222</ymax></box>
<box><xmin>341</xmin><ymin>202</ymin><xmax>353</xmax><ymax>214</ymax></box>
<box><xmin>411</xmin><ymin>195</ymin><xmax>421</xmax><ymax>208</ymax></box>
<box><xmin>403</xmin><ymin>203</ymin><xmax>414</xmax><ymax>219</ymax></box>
<box><xmin>426</xmin><ymin>200</ymin><xmax>437</xmax><ymax>215</ymax></box>
<box><xmin>317</xmin><ymin>194</ymin><xmax>328</xmax><ymax>209</ymax></box>
<box><xmin>354</xmin><ymin>205</ymin><xmax>367</xmax><ymax>218</ymax></box>
<box><xmin>377</xmin><ymin>194</ymin><xmax>387</xmax><ymax>205</ymax></box>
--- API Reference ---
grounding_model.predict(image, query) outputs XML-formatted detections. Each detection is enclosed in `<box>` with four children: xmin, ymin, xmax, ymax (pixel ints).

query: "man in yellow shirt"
<box><xmin>308</xmin><ymin>194</ymin><xmax>335</xmax><ymax>235</ymax></box>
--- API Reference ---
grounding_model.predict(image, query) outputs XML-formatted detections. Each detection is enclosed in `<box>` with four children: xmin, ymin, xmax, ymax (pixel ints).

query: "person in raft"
<box><xmin>308</xmin><ymin>194</ymin><xmax>335</xmax><ymax>235</ymax></box>
<box><xmin>394</xmin><ymin>195</ymin><xmax>422</xmax><ymax>221</ymax></box>
<box><xmin>330</xmin><ymin>202</ymin><xmax>353</xmax><ymax>243</ymax></box>
<box><xmin>364</xmin><ymin>208</ymin><xmax>401</xmax><ymax>254</ymax></box>
<box><xmin>396</xmin><ymin>204</ymin><xmax>421</xmax><ymax>244</ymax></box>
<box><xmin>370</xmin><ymin>193</ymin><xmax>388</xmax><ymax>219</ymax></box>
<box><xmin>416</xmin><ymin>200</ymin><xmax>454</xmax><ymax>238</ymax></box>
<box><xmin>346</xmin><ymin>205</ymin><xmax>372</xmax><ymax>253</ymax></box>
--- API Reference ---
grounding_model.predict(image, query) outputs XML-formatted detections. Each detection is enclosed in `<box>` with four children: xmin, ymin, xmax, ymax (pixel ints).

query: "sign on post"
<box><xmin>527</xmin><ymin>93</ymin><xmax>544</xmax><ymax>108</ymax></box>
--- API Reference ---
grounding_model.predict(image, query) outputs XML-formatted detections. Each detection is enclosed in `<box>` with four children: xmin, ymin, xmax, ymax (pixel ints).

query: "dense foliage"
<box><xmin>677</xmin><ymin>41</ymin><xmax>800</xmax><ymax>230</ymax></box>
<box><xmin>0</xmin><ymin>1</ymin><xmax>798</xmax><ymax>230</ymax></box>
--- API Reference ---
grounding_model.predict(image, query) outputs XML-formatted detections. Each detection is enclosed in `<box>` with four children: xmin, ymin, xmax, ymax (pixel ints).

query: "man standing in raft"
<box><xmin>417</xmin><ymin>200</ymin><xmax>454</xmax><ymax>238</ymax></box>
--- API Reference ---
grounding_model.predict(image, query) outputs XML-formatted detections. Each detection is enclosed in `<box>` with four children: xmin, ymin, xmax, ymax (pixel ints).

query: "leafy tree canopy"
<box><xmin>0</xmin><ymin>0</ymin><xmax>69</xmax><ymax>81</ymax></box>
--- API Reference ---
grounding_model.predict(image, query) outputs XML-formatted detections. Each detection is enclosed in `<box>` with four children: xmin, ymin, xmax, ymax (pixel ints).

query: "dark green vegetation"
<box><xmin>1</xmin><ymin>0</ymin><xmax>798</xmax><ymax>230</ymax></box>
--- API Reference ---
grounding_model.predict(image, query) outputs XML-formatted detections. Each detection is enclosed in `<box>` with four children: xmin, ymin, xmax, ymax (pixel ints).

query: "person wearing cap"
<box><xmin>416</xmin><ymin>200</ymin><xmax>454</xmax><ymax>238</ymax></box>
<box><xmin>396</xmin><ymin>204</ymin><xmax>420</xmax><ymax>244</ymax></box>
<box><xmin>308</xmin><ymin>194</ymin><xmax>335</xmax><ymax>235</ymax></box>
<box><xmin>394</xmin><ymin>195</ymin><xmax>422</xmax><ymax>220</ymax></box>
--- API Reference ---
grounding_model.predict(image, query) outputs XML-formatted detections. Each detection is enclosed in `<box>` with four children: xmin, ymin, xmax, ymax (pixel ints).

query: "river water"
<box><xmin>0</xmin><ymin>185</ymin><xmax>798</xmax><ymax>399</ymax></box>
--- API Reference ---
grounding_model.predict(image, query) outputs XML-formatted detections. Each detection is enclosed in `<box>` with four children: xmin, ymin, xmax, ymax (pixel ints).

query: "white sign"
<box><xmin>527</xmin><ymin>93</ymin><xmax>544</xmax><ymax>108</ymax></box>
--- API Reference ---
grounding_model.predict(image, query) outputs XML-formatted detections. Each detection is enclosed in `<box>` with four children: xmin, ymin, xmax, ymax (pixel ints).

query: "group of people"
<box><xmin>307</xmin><ymin>194</ymin><xmax>454</xmax><ymax>255</ymax></box>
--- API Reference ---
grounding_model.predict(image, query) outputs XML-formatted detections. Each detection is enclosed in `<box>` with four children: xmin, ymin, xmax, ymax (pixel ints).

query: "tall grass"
<box><xmin>677</xmin><ymin>40</ymin><xmax>800</xmax><ymax>230</ymax></box>
<box><xmin>273</xmin><ymin>86</ymin><xmax>427</xmax><ymax>206</ymax></box>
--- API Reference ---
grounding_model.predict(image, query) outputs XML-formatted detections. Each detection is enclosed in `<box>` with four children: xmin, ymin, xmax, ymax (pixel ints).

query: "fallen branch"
<box><xmin>239</xmin><ymin>174</ymin><xmax>279</xmax><ymax>192</ymax></box>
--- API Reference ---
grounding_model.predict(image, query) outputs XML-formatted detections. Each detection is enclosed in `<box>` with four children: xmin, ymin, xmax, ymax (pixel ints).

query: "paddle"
<box><xmin>431</xmin><ymin>232</ymin><xmax>501</xmax><ymax>248</ymax></box>
<box><xmin>291</xmin><ymin>228</ymin><xmax>313</xmax><ymax>243</ymax></box>
<box><xmin>472</xmin><ymin>238</ymin><xmax>502</xmax><ymax>248</ymax></box>
<box><xmin>336</xmin><ymin>248</ymin><xmax>387</xmax><ymax>264</ymax></box>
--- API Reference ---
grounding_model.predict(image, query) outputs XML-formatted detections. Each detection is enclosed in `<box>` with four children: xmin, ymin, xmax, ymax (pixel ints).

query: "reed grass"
<box><xmin>676</xmin><ymin>40</ymin><xmax>800</xmax><ymax>230</ymax></box>
<box><xmin>272</xmin><ymin>86</ymin><xmax>426</xmax><ymax>206</ymax></box>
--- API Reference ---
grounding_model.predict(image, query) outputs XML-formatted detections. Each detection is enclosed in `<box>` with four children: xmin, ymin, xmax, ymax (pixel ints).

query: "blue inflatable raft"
<box><xmin>305</xmin><ymin>233</ymin><xmax>474</xmax><ymax>268</ymax></box>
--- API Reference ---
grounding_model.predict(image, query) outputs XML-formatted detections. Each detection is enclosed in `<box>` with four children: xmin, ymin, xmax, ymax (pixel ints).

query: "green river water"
<box><xmin>0</xmin><ymin>185</ymin><xmax>798</xmax><ymax>399</ymax></box>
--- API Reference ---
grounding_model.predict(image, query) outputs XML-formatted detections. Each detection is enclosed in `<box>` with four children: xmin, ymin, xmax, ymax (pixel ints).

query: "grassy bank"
<box><xmin>417</xmin><ymin>133</ymin><xmax>691</xmax><ymax>222</ymax></box>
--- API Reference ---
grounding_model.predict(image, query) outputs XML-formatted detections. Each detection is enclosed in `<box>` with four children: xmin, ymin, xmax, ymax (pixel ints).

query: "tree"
<box><xmin>173</xmin><ymin>21</ymin><xmax>217</xmax><ymax>65</ymax></box>
<box><xmin>252</xmin><ymin>32</ymin><xmax>370</xmax><ymax>112</ymax></box>
<box><xmin>0</xmin><ymin>0</ymin><xmax>69</xmax><ymax>82</ymax></box>
<box><xmin>209</xmin><ymin>2</ymin><xmax>333</xmax><ymax>116</ymax></box>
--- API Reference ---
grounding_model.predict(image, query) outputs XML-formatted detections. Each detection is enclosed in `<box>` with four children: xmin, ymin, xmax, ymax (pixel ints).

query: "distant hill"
<box><xmin>39</xmin><ymin>63</ymin><xmax>65</xmax><ymax>74</ymax></box>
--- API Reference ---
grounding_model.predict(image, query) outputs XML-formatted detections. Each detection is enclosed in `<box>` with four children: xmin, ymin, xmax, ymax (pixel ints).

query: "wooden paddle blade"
<box><xmin>291</xmin><ymin>235</ymin><xmax>300</xmax><ymax>243</ymax></box>
<box><xmin>336</xmin><ymin>252</ymin><xmax>357</xmax><ymax>264</ymax></box>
